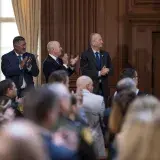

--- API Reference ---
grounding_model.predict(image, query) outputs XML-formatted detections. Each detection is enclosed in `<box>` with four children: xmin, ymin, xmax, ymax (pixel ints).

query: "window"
<box><xmin>0</xmin><ymin>0</ymin><xmax>19</xmax><ymax>80</ymax></box>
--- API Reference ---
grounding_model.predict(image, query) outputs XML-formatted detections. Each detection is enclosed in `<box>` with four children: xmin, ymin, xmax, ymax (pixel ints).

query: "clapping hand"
<box><xmin>20</xmin><ymin>57</ymin><xmax>28</xmax><ymax>69</ymax></box>
<box><xmin>62</xmin><ymin>53</ymin><xmax>69</xmax><ymax>65</ymax></box>
<box><xmin>100</xmin><ymin>66</ymin><xmax>110</xmax><ymax>76</ymax></box>
<box><xmin>26</xmin><ymin>57</ymin><xmax>32</xmax><ymax>68</ymax></box>
<box><xmin>70</xmin><ymin>55</ymin><xmax>79</xmax><ymax>66</ymax></box>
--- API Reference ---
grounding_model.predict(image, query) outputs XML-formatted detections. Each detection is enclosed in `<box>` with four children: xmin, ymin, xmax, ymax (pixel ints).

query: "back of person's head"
<box><xmin>116</xmin><ymin>78</ymin><xmax>136</xmax><ymax>94</ymax></box>
<box><xmin>48</xmin><ymin>70</ymin><xmax>69</xmax><ymax>88</ymax></box>
<box><xmin>0</xmin><ymin>79</ymin><xmax>15</xmax><ymax>97</ymax></box>
<box><xmin>76</xmin><ymin>76</ymin><xmax>93</xmax><ymax>93</ymax></box>
<box><xmin>109</xmin><ymin>90</ymin><xmax>136</xmax><ymax>134</ymax></box>
<box><xmin>48</xmin><ymin>83</ymin><xmax>71</xmax><ymax>116</ymax></box>
<box><xmin>0</xmin><ymin>120</ymin><xmax>48</xmax><ymax>160</ymax></box>
<box><xmin>24</xmin><ymin>86</ymin><xmax>59</xmax><ymax>128</ymax></box>
<box><xmin>117</xmin><ymin>96</ymin><xmax>160</xmax><ymax>160</ymax></box>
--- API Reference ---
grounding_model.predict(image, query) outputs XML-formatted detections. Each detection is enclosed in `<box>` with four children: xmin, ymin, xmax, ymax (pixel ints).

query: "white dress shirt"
<box><xmin>49</xmin><ymin>54</ymin><xmax>68</xmax><ymax>68</ymax></box>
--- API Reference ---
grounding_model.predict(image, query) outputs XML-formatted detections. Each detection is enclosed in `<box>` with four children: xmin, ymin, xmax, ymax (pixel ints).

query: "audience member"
<box><xmin>80</xmin><ymin>33</ymin><xmax>113</xmax><ymax>107</ymax></box>
<box><xmin>24</xmin><ymin>86</ymin><xmax>77</xmax><ymax>160</ymax></box>
<box><xmin>0</xmin><ymin>79</ymin><xmax>23</xmax><ymax>117</ymax></box>
<box><xmin>0</xmin><ymin>120</ymin><xmax>48</xmax><ymax>160</ymax></box>
<box><xmin>117</xmin><ymin>96</ymin><xmax>160</xmax><ymax>160</ymax></box>
<box><xmin>76</xmin><ymin>76</ymin><xmax>106</xmax><ymax>159</ymax></box>
<box><xmin>0</xmin><ymin>97</ymin><xmax>14</xmax><ymax>126</ymax></box>
<box><xmin>1</xmin><ymin>36</ymin><xmax>39</xmax><ymax>97</ymax></box>
<box><xmin>43</xmin><ymin>41</ymin><xmax>78</xmax><ymax>82</ymax></box>
<box><xmin>48</xmin><ymin>83</ymin><xmax>96</xmax><ymax>160</ymax></box>
<box><xmin>107</xmin><ymin>90</ymin><xmax>136</xmax><ymax>160</ymax></box>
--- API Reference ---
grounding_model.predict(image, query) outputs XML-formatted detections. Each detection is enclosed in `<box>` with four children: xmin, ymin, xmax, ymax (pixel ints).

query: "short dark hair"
<box><xmin>24</xmin><ymin>86</ymin><xmax>58</xmax><ymax>124</ymax></box>
<box><xmin>13</xmin><ymin>36</ymin><xmax>25</xmax><ymax>45</ymax></box>
<box><xmin>0</xmin><ymin>79</ymin><xmax>14</xmax><ymax>96</ymax></box>
<box><xmin>48</xmin><ymin>70</ymin><xmax>68</xmax><ymax>84</ymax></box>
<box><xmin>120</xmin><ymin>68</ymin><xmax>136</xmax><ymax>80</ymax></box>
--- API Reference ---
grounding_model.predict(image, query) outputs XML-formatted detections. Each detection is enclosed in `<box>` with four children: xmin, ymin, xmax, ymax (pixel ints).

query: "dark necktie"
<box><xmin>56</xmin><ymin>58</ymin><xmax>60</xmax><ymax>64</ymax></box>
<box><xmin>95</xmin><ymin>52</ymin><xmax>101</xmax><ymax>70</ymax></box>
<box><xmin>17</xmin><ymin>55</ymin><xmax>23</xmax><ymax>63</ymax></box>
<box><xmin>17</xmin><ymin>55</ymin><xmax>24</xmax><ymax>87</ymax></box>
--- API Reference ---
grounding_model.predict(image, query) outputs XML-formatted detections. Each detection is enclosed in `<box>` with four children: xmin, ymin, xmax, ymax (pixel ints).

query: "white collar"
<box><xmin>91</xmin><ymin>48</ymin><xmax>100</xmax><ymax>54</ymax></box>
<box><xmin>49</xmin><ymin>54</ymin><xmax>57</xmax><ymax>61</ymax></box>
<box><xmin>82</xmin><ymin>89</ymin><xmax>90</xmax><ymax>94</ymax></box>
<box><xmin>15</xmin><ymin>51</ymin><xmax>23</xmax><ymax>57</ymax></box>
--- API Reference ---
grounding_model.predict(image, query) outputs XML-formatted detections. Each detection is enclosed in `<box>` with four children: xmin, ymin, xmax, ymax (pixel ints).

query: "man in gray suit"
<box><xmin>76</xmin><ymin>76</ymin><xmax>106</xmax><ymax>159</ymax></box>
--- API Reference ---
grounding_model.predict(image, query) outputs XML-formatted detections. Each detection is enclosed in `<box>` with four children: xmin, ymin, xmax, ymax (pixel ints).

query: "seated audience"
<box><xmin>117</xmin><ymin>96</ymin><xmax>160</xmax><ymax>160</ymax></box>
<box><xmin>0</xmin><ymin>79</ymin><xmax>23</xmax><ymax>117</ymax></box>
<box><xmin>0</xmin><ymin>120</ymin><xmax>48</xmax><ymax>160</ymax></box>
<box><xmin>76</xmin><ymin>76</ymin><xmax>106</xmax><ymax>159</ymax></box>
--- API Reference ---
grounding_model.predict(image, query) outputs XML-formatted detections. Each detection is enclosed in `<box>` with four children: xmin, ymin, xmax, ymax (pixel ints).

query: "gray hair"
<box><xmin>116</xmin><ymin>78</ymin><xmax>136</xmax><ymax>93</ymax></box>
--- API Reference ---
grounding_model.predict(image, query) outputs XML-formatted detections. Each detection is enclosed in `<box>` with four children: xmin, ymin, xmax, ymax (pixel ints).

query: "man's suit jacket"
<box><xmin>80</xmin><ymin>48</ymin><xmax>113</xmax><ymax>105</ymax></box>
<box><xmin>82</xmin><ymin>89</ymin><xmax>106</xmax><ymax>159</ymax></box>
<box><xmin>43</xmin><ymin>55</ymin><xmax>74</xmax><ymax>82</ymax></box>
<box><xmin>1</xmin><ymin>50</ymin><xmax>39</xmax><ymax>89</ymax></box>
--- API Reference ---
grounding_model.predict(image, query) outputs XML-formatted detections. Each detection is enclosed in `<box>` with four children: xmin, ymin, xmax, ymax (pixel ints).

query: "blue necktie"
<box><xmin>17</xmin><ymin>55</ymin><xmax>24</xmax><ymax>87</ymax></box>
<box><xmin>95</xmin><ymin>52</ymin><xmax>101</xmax><ymax>70</ymax></box>
<box><xmin>17</xmin><ymin>55</ymin><xmax>23</xmax><ymax>63</ymax></box>
<box><xmin>56</xmin><ymin>58</ymin><xmax>60</xmax><ymax>64</ymax></box>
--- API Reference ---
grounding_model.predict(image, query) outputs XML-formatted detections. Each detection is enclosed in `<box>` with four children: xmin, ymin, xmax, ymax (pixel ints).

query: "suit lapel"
<box><xmin>48</xmin><ymin>55</ymin><xmax>60</xmax><ymax>67</ymax></box>
<box><xmin>88</xmin><ymin>48</ymin><xmax>98</xmax><ymax>69</ymax></box>
<box><xmin>11</xmin><ymin>51</ymin><xmax>20</xmax><ymax>64</ymax></box>
<box><xmin>100</xmin><ymin>51</ymin><xmax>105</xmax><ymax>68</ymax></box>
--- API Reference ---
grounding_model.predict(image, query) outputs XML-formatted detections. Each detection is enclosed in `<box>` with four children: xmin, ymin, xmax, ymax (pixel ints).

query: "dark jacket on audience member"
<box><xmin>43</xmin><ymin>55</ymin><xmax>74</xmax><ymax>83</ymax></box>
<box><xmin>1</xmin><ymin>50</ymin><xmax>39</xmax><ymax>90</ymax></box>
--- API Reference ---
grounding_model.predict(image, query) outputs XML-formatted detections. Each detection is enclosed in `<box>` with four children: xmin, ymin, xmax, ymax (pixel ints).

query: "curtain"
<box><xmin>12</xmin><ymin>0</ymin><xmax>40</xmax><ymax>54</ymax></box>
<box><xmin>12</xmin><ymin>0</ymin><xmax>41</xmax><ymax>84</ymax></box>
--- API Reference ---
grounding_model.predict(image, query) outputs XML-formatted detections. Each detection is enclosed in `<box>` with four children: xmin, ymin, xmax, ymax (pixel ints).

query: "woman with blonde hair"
<box><xmin>117</xmin><ymin>96</ymin><xmax>160</xmax><ymax>160</ymax></box>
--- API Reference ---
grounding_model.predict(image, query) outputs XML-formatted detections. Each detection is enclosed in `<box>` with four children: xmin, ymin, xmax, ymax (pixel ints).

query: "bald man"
<box><xmin>43</xmin><ymin>41</ymin><xmax>78</xmax><ymax>82</ymax></box>
<box><xmin>80</xmin><ymin>33</ymin><xmax>113</xmax><ymax>106</ymax></box>
<box><xmin>76</xmin><ymin>76</ymin><xmax>106</xmax><ymax>159</ymax></box>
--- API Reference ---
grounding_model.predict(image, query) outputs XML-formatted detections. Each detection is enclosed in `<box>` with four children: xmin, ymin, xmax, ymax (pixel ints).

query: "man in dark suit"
<box><xmin>1</xmin><ymin>36</ymin><xmax>39</xmax><ymax>97</ymax></box>
<box><xmin>43</xmin><ymin>41</ymin><xmax>79</xmax><ymax>83</ymax></box>
<box><xmin>80</xmin><ymin>33</ymin><xmax>113</xmax><ymax>106</ymax></box>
